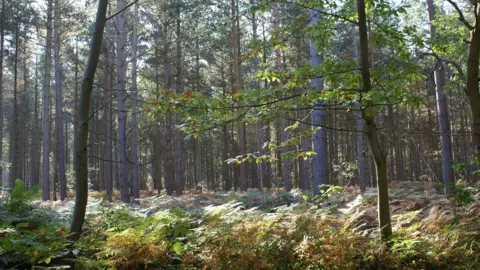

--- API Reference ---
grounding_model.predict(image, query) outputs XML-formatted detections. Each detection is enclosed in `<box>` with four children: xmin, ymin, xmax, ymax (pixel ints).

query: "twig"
<box><xmin>106</xmin><ymin>0</ymin><xmax>139</xmax><ymax>21</ymax></box>
<box><xmin>445</xmin><ymin>0</ymin><xmax>474</xmax><ymax>30</ymax></box>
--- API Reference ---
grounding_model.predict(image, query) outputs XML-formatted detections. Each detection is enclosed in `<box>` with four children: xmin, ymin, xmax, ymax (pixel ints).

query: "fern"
<box><xmin>7</xmin><ymin>180</ymin><xmax>40</xmax><ymax>215</ymax></box>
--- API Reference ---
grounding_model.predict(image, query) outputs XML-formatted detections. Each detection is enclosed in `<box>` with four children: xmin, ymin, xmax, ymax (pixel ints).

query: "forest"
<box><xmin>0</xmin><ymin>0</ymin><xmax>480</xmax><ymax>269</ymax></box>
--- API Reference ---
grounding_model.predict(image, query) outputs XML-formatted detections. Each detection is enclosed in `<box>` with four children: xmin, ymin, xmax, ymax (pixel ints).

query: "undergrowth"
<box><xmin>0</xmin><ymin>182</ymin><xmax>479</xmax><ymax>269</ymax></box>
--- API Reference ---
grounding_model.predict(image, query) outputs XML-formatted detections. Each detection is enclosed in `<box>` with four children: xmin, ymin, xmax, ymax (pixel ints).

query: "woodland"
<box><xmin>0</xmin><ymin>0</ymin><xmax>480</xmax><ymax>269</ymax></box>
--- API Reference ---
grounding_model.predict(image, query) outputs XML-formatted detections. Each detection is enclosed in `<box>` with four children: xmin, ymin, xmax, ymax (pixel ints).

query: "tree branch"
<box><xmin>106</xmin><ymin>0</ymin><xmax>139</xmax><ymax>21</ymax></box>
<box><xmin>446</xmin><ymin>0</ymin><xmax>474</xmax><ymax>30</ymax></box>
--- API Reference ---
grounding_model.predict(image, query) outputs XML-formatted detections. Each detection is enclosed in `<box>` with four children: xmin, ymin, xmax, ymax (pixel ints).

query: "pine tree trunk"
<box><xmin>73</xmin><ymin>42</ymin><xmax>78</xmax><ymax>169</ymax></box>
<box><xmin>309</xmin><ymin>8</ymin><xmax>329</xmax><ymax>194</ymax></box>
<box><xmin>231</xmin><ymin>0</ymin><xmax>247</xmax><ymax>192</ymax></box>
<box><xmin>54</xmin><ymin>0</ymin><xmax>67</xmax><ymax>200</ymax></box>
<box><xmin>116</xmin><ymin>0</ymin><xmax>130</xmax><ymax>203</ymax></box>
<box><xmin>21</xmin><ymin>45</ymin><xmax>29</xmax><ymax>186</ymax></box>
<box><xmin>104</xmin><ymin>33</ymin><xmax>113</xmax><ymax>201</ymax></box>
<box><xmin>31</xmin><ymin>57</ymin><xmax>40</xmax><ymax>187</ymax></box>
<box><xmin>42</xmin><ymin>0</ymin><xmax>53</xmax><ymax>200</ymax></box>
<box><xmin>131</xmin><ymin>3</ymin><xmax>140</xmax><ymax>199</ymax></box>
<box><xmin>10</xmin><ymin>22</ymin><xmax>20</xmax><ymax>188</ymax></box>
<box><xmin>357</xmin><ymin>111</ymin><xmax>366</xmax><ymax>192</ymax></box>
<box><xmin>273</xmin><ymin>4</ymin><xmax>291</xmax><ymax>192</ymax></box>
<box><xmin>174</xmin><ymin>5</ymin><xmax>183</xmax><ymax>196</ymax></box>
<box><xmin>0</xmin><ymin>0</ymin><xmax>5</xmax><ymax>185</ymax></box>
<box><xmin>352</xmin><ymin>26</ymin><xmax>366</xmax><ymax>192</ymax></box>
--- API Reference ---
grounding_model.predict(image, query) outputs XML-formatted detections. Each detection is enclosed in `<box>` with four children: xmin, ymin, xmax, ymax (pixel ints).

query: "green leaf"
<box><xmin>172</xmin><ymin>242</ymin><xmax>183</xmax><ymax>255</ymax></box>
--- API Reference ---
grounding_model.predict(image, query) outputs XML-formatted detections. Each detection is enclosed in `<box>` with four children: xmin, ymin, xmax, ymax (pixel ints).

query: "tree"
<box><xmin>174</xmin><ymin>3</ymin><xmax>183</xmax><ymax>196</ymax></box>
<box><xmin>116</xmin><ymin>0</ymin><xmax>130</xmax><ymax>203</ymax></box>
<box><xmin>54</xmin><ymin>0</ymin><xmax>67</xmax><ymax>200</ymax></box>
<box><xmin>10</xmin><ymin>21</ymin><xmax>20</xmax><ymax>188</ymax></box>
<box><xmin>275</xmin><ymin>4</ymin><xmax>291</xmax><ymax>192</ymax></box>
<box><xmin>444</xmin><ymin>1</ymin><xmax>480</xmax><ymax>164</ymax></box>
<box><xmin>231</xmin><ymin>0</ymin><xmax>247</xmax><ymax>192</ymax></box>
<box><xmin>352</xmin><ymin>26</ymin><xmax>366</xmax><ymax>193</ymax></box>
<box><xmin>42</xmin><ymin>0</ymin><xmax>53</xmax><ymax>201</ymax></box>
<box><xmin>356</xmin><ymin>0</ymin><xmax>392</xmax><ymax>242</ymax></box>
<box><xmin>131</xmin><ymin>3</ymin><xmax>140</xmax><ymax>200</ymax></box>
<box><xmin>309</xmin><ymin>7</ymin><xmax>328</xmax><ymax>195</ymax></box>
<box><xmin>426</xmin><ymin>0</ymin><xmax>454</xmax><ymax>194</ymax></box>
<box><xmin>70</xmin><ymin>0</ymin><xmax>109</xmax><ymax>240</ymax></box>
<box><xmin>0</xmin><ymin>0</ymin><xmax>5</xmax><ymax>185</ymax></box>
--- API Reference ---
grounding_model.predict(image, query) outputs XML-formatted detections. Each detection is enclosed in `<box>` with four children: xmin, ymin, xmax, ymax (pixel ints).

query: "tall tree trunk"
<box><xmin>445</xmin><ymin>2</ymin><xmax>480</xmax><ymax>178</ymax></box>
<box><xmin>31</xmin><ymin>57</ymin><xmax>40</xmax><ymax>187</ymax></box>
<box><xmin>105</xmin><ymin>32</ymin><xmax>113</xmax><ymax>201</ymax></box>
<box><xmin>357</xmin><ymin>112</ymin><xmax>366</xmax><ymax>192</ymax></box>
<box><xmin>352</xmin><ymin>26</ymin><xmax>366</xmax><ymax>192</ymax></box>
<box><xmin>174</xmin><ymin>5</ymin><xmax>183</xmax><ymax>196</ymax></box>
<box><xmin>0</xmin><ymin>0</ymin><xmax>5</xmax><ymax>185</ymax></box>
<box><xmin>357</xmin><ymin>0</ymin><xmax>392</xmax><ymax>242</ymax></box>
<box><xmin>73</xmin><ymin>42</ymin><xmax>78</xmax><ymax>169</ymax></box>
<box><xmin>88</xmin><ymin>95</ymin><xmax>98</xmax><ymax>190</ymax></box>
<box><xmin>309</xmin><ymin>8</ymin><xmax>328</xmax><ymax>194</ymax></box>
<box><xmin>250</xmin><ymin>0</ymin><xmax>263</xmax><ymax>191</ymax></box>
<box><xmin>163</xmin><ymin>19</ymin><xmax>175</xmax><ymax>196</ymax></box>
<box><xmin>220</xmin><ymin>55</ymin><xmax>231</xmax><ymax>191</ymax></box>
<box><xmin>152</xmin><ymin>46</ymin><xmax>162</xmax><ymax>193</ymax></box>
<box><xmin>131</xmin><ymin>3</ymin><xmax>140</xmax><ymax>199</ymax></box>
<box><xmin>231</xmin><ymin>0</ymin><xmax>247</xmax><ymax>192</ymax></box>
<box><xmin>21</xmin><ymin>44</ymin><xmax>29</xmax><ymax>186</ymax></box>
<box><xmin>70</xmin><ymin>0</ymin><xmax>108</xmax><ymax>240</ymax></box>
<box><xmin>195</xmin><ymin>38</ymin><xmax>205</xmax><ymax>188</ymax></box>
<box><xmin>54</xmin><ymin>0</ymin><xmax>67</xmax><ymax>200</ymax></box>
<box><xmin>116</xmin><ymin>0</ymin><xmax>130</xmax><ymax>203</ymax></box>
<box><xmin>10</xmin><ymin>22</ymin><xmax>20</xmax><ymax>188</ymax></box>
<box><xmin>274</xmin><ymin>4</ymin><xmax>291</xmax><ymax>192</ymax></box>
<box><xmin>42</xmin><ymin>0</ymin><xmax>53</xmax><ymax>200</ymax></box>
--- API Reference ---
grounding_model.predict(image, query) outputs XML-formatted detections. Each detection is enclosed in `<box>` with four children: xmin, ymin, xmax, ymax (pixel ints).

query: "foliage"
<box><xmin>449</xmin><ymin>180</ymin><xmax>478</xmax><ymax>220</ymax></box>
<box><xmin>313</xmin><ymin>184</ymin><xmax>343</xmax><ymax>204</ymax></box>
<box><xmin>1</xmin><ymin>185</ymin><xmax>479</xmax><ymax>269</ymax></box>
<box><xmin>96</xmin><ymin>208</ymin><xmax>191</xmax><ymax>269</ymax></box>
<box><xmin>6</xmin><ymin>179</ymin><xmax>40</xmax><ymax>215</ymax></box>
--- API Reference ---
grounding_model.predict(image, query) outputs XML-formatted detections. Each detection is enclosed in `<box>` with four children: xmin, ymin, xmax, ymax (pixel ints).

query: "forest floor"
<box><xmin>1</xmin><ymin>182</ymin><xmax>480</xmax><ymax>269</ymax></box>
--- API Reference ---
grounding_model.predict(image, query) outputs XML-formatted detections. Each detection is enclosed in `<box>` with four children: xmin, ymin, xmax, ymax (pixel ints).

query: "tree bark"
<box><xmin>31</xmin><ymin>57</ymin><xmax>40</xmax><ymax>187</ymax></box>
<box><xmin>352</xmin><ymin>26</ymin><xmax>366</xmax><ymax>192</ymax></box>
<box><xmin>163</xmin><ymin>17</ymin><xmax>175</xmax><ymax>196</ymax></box>
<box><xmin>70</xmin><ymin>0</ymin><xmax>108</xmax><ymax>240</ymax></box>
<box><xmin>273</xmin><ymin>4</ymin><xmax>291</xmax><ymax>192</ymax></box>
<box><xmin>357</xmin><ymin>111</ymin><xmax>366</xmax><ymax>192</ymax></box>
<box><xmin>104</xmin><ymin>31</ymin><xmax>113</xmax><ymax>201</ymax></box>
<box><xmin>461</xmin><ymin>7</ymin><xmax>480</xmax><ymax>169</ymax></box>
<box><xmin>174</xmin><ymin>5</ymin><xmax>183</xmax><ymax>196</ymax></box>
<box><xmin>54</xmin><ymin>0</ymin><xmax>67</xmax><ymax>200</ymax></box>
<box><xmin>0</xmin><ymin>0</ymin><xmax>5</xmax><ymax>184</ymax></box>
<box><xmin>309</xmin><ymin>8</ymin><xmax>329</xmax><ymax>195</ymax></box>
<box><xmin>10</xmin><ymin>22</ymin><xmax>20</xmax><ymax>188</ymax></box>
<box><xmin>231</xmin><ymin>0</ymin><xmax>247</xmax><ymax>192</ymax></box>
<box><xmin>425</xmin><ymin>0</ymin><xmax>454</xmax><ymax>194</ymax></box>
<box><xmin>74</xmin><ymin>42</ymin><xmax>78</xmax><ymax>170</ymax></box>
<box><xmin>357</xmin><ymin>0</ymin><xmax>392</xmax><ymax>242</ymax></box>
<box><xmin>195</xmin><ymin>38</ymin><xmax>205</xmax><ymax>187</ymax></box>
<box><xmin>42</xmin><ymin>0</ymin><xmax>53</xmax><ymax>200</ymax></box>
<box><xmin>131</xmin><ymin>3</ymin><xmax>140</xmax><ymax>199</ymax></box>
<box><xmin>116</xmin><ymin>0</ymin><xmax>130</xmax><ymax>203</ymax></box>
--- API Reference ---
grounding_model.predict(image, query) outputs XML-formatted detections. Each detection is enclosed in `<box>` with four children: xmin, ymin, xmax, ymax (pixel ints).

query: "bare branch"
<box><xmin>446</xmin><ymin>0</ymin><xmax>474</xmax><ymax>30</ymax></box>
<box><xmin>106</xmin><ymin>0</ymin><xmax>139</xmax><ymax>21</ymax></box>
